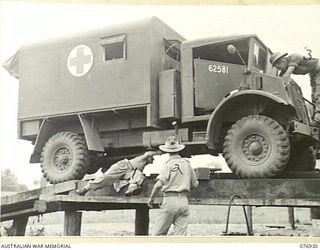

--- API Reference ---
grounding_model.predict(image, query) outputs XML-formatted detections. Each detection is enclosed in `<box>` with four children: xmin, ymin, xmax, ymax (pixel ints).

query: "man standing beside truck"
<box><xmin>270</xmin><ymin>52</ymin><xmax>320</xmax><ymax>126</ymax></box>
<box><xmin>148</xmin><ymin>136</ymin><xmax>199</xmax><ymax>235</ymax></box>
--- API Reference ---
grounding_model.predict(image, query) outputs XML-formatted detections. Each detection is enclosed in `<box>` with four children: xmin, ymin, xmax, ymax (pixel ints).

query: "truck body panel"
<box><xmin>16</xmin><ymin>17</ymin><xmax>185</xmax><ymax>137</ymax></box>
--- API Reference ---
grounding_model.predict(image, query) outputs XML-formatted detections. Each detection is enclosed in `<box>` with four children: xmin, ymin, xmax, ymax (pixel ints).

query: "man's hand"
<box><xmin>147</xmin><ymin>198</ymin><xmax>154</xmax><ymax>208</ymax></box>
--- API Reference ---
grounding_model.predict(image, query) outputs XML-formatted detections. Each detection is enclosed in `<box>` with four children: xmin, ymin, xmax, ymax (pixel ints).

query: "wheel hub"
<box><xmin>248</xmin><ymin>141</ymin><xmax>263</xmax><ymax>155</ymax></box>
<box><xmin>242</xmin><ymin>134</ymin><xmax>269</xmax><ymax>163</ymax></box>
<box><xmin>53</xmin><ymin>147</ymin><xmax>72</xmax><ymax>171</ymax></box>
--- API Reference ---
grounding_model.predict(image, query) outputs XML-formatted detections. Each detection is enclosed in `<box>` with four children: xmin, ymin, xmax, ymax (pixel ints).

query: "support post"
<box><xmin>245</xmin><ymin>206</ymin><xmax>253</xmax><ymax>235</ymax></box>
<box><xmin>64</xmin><ymin>211</ymin><xmax>82</xmax><ymax>236</ymax></box>
<box><xmin>135</xmin><ymin>206</ymin><xmax>149</xmax><ymax>235</ymax></box>
<box><xmin>11</xmin><ymin>216</ymin><xmax>29</xmax><ymax>236</ymax></box>
<box><xmin>310</xmin><ymin>208</ymin><xmax>320</xmax><ymax>220</ymax></box>
<box><xmin>288</xmin><ymin>207</ymin><xmax>295</xmax><ymax>229</ymax></box>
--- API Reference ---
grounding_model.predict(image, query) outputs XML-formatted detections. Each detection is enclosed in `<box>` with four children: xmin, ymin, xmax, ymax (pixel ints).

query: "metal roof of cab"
<box><xmin>21</xmin><ymin>16</ymin><xmax>185</xmax><ymax>53</ymax></box>
<box><xmin>181</xmin><ymin>34</ymin><xmax>269</xmax><ymax>50</ymax></box>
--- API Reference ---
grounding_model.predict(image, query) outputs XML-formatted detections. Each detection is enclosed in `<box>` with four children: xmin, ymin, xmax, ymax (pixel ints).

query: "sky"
<box><xmin>0</xmin><ymin>2</ymin><xmax>320</xmax><ymax>189</ymax></box>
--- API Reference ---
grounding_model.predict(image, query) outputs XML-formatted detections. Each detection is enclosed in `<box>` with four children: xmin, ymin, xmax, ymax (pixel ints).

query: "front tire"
<box><xmin>223</xmin><ymin>115</ymin><xmax>290</xmax><ymax>178</ymax></box>
<box><xmin>40</xmin><ymin>132</ymin><xmax>89</xmax><ymax>184</ymax></box>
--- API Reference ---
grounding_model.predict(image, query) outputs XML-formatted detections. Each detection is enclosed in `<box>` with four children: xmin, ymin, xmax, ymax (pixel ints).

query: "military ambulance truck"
<box><xmin>4</xmin><ymin>17</ymin><xmax>318</xmax><ymax>184</ymax></box>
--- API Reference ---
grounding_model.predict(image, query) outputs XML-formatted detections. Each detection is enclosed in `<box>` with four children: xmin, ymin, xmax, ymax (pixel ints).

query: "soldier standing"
<box><xmin>270</xmin><ymin>52</ymin><xmax>320</xmax><ymax>126</ymax></box>
<box><xmin>148</xmin><ymin>136</ymin><xmax>199</xmax><ymax>235</ymax></box>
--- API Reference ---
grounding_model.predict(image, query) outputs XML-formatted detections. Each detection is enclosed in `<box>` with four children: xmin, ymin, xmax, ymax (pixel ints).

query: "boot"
<box><xmin>125</xmin><ymin>185</ymin><xmax>142</xmax><ymax>197</ymax></box>
<box><xmin>76</xmin><ymin>184</ymin><xmax>90</xmax><ymax>196</ymax></box>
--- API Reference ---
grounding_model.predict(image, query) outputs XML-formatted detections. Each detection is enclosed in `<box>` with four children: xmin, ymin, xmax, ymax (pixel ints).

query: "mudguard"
<box><xmin>30</xmin><ymin>118</ymin><xmax>57</xmax><ymax>163</ymax></box>
<box><xmin>30</xmin><ymin>115</ymin><xmax>104</xmax><ymax>163</ymax></box>
<box><xmin>78</xmin><ymin>114</ymin><xmax>104</xmax><ymax>152</ymax></box>
<box><xmin>206</xmin><ymin>89</ymin><xmax>295</xmax><ymax>150</ymax></box>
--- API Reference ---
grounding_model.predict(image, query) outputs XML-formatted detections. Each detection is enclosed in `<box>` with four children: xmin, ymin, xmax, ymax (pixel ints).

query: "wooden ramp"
<box><xmin>1</xmin><ymin>173</ymin><xmax>320</xmax><ymax>236</ymax></box>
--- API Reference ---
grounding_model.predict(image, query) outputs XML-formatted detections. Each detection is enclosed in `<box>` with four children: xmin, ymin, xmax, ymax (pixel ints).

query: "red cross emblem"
<box><xmin>67</xmin><ymin>45</ymin><xmax>93</xmax><ymax>77</ymax></box>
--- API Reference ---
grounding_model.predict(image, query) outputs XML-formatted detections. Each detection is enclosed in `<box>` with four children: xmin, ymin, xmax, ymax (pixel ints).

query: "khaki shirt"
<box><xmin>157</xmin><ymin>155</ymin><xmax>198</xmax><ymax>193</ymax></box>
<box><xmin>280</xmin><ymin>53</ymin><xmax>320</xmax><ymax>76</ymax></box>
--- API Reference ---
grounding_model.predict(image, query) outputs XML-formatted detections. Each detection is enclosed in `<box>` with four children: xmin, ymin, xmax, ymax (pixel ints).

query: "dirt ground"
<box><xmin>20</xmin><ymin>222</ymin><xmax>320</xmax><ymax>237</ymax></box>
<box><xmin>1</xmin><ymin>205</ymin><xmax>319</xmax><ymax>237</ymax></box>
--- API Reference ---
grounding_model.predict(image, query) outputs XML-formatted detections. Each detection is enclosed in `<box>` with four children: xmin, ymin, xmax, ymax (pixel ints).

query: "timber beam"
<box><xmin>1</xmin><ymin>177</ymin><xmax>320</xmax><ymax>222</ymax></box>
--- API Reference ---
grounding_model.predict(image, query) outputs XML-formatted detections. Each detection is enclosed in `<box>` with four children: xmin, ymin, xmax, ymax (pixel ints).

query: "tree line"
<box><xmin>1</xmin><ymin>169</ymin><xmax>28</xmax><ymax>192</ymax></box>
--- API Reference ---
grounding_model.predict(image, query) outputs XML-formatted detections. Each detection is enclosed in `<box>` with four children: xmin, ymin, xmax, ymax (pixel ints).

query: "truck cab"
<box><xmin>181</xmin><ymin>35</ymin><xmax>273</xmax><ymax>121</ymax></box>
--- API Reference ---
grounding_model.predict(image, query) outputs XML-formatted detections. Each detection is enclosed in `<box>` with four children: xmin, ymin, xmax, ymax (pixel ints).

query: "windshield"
<box><xmin>193</xmin><ymin>39</ymin><xmax>249</xmax><ymax>65</ymax></box>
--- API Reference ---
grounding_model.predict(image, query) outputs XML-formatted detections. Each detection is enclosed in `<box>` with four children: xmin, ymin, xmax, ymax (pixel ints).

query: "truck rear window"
<box><xmin>101</xmin><ymin>34</ymin><xmax>126</xmax><ymax>61</ymax></box>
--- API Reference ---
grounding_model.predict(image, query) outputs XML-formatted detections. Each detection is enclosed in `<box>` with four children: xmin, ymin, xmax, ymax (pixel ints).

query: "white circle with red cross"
<box><xmin>67</xmin><ymin>45</ymin><xmax>93</xmax><ymax>77</ymax></box>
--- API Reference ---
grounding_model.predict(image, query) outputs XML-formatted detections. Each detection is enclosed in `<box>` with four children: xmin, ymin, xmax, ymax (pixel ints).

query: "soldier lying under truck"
<box><xmin>76</xmin><ymin>151</ymin><xmax>160</xmax><ymax>196</ymax></box>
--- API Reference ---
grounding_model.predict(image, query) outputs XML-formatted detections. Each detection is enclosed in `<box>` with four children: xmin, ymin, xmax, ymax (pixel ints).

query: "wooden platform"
<box><xmin>1</xmin><ymin>174</ymin><xmax>320</xmax><ymax>236</ymax></box>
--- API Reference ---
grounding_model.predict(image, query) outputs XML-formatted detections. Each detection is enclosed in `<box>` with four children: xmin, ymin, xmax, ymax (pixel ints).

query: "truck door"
<box><xmin>192</xmin><ymin>39</ymin><xmax>249</xmax><ymax>115</ymax></box>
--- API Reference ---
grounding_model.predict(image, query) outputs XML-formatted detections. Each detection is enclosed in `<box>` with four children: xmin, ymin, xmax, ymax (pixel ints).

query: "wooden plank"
<box><xmin>1</xmin><ymin>180</ymin><xmax>78</xmax><ymax>207</ymax></box>
<box><xmin>41</xmin><ymin>180</ymin><xmax>78</xmax><ymax>195</ymax></box>
<box><xmin>189</xmin><ymin>198</ymin><xmax>320</xmax><ymax>207</ymax></box>
<box><xmin>64</xmin><ymin>211</ymin><xmax>82</xmax><ymax>236</ymax></box>
<box><xmin>70</xmin><ymin>178</ymin><xmax>320</xmax><ymax>200</ymax></box>
<box><xmin>212</xmin><ymin>171</ymin><xmax>320</xmax><ymax>179</ymax></box>
<box><xmin>37</xmin><ymin>194</ymin><xmax>161</xmax><ymax>212</ymax></box>
<box><xmin>190</xmin><ymin>178</ymin><xmax>320</xmax><ymax>199</ymax></box>
<box><xmin>1</xmin><ymin>189</ymin><xmax>41</xmax><ymax>207</ymax></box>
<box><xmin>0</xmin><ymin>208</ymin><xmax>37</xmax><ymax>222</ymax></box>
<box><xmin>42</xmin><ymin>194</ymin><xmax>160</xmax><ymax>204</ymax></box>
<box><xmin>1</xmin><ymin>201</ymin><xmax>49</xmax><ymax>222</ymax></box>
<box><xmin>276</xmin><ymin>171</ymin><xmax>320</xmax><ymax>179</ymax></box>
<box><xmin>135</xmin><ymin>206</ymin><xmax>149</xmax><ymax>235</ymax></box>
<box><xmin>41</xmin><ymin>194</ymin><xmax>320</xmax><ymax>207</ymax></box>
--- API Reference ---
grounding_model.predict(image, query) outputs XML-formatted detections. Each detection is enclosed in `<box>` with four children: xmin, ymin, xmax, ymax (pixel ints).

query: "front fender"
<box><xmin>206</xmin><ymin>90</ymin><xmax>295</xmax><ymax>150</ymax></box>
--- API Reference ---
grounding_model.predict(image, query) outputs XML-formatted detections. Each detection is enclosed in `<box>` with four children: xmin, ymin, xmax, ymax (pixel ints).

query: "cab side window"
<box><xmin>101</xmin><ymin>34</ymin><xmax>126</xmax><ymax>61</ymax></box>
<box><xmin>253</xmin><ymin>43</ymin><xmax>267</xmax><ymax>73</ymax></box>
<box><xmin>164</xmin><ymin>38</ymin><xmax>181</xmax><ymax>61</ymax></box>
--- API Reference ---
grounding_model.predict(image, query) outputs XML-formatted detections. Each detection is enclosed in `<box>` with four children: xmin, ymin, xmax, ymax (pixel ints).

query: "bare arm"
<box><xmin>282</xmin><ymin>66</ymin><xmax>295</xmax><ymax>77</ymax></box>
<box><xmin>149</xmin><ymin>180</ymin><xmax>163</xmax><ymax>201</ymax></box>
<box><xmin>148</xmin><ymin>180</ymin><xmax>163</xmax><ymax>208</ymax></box>
<box><xmin>130</xmin><ymin>151</ymin><xmax>160</xmax><ymax>171</ymax></box>
<box><xmin>190</xmin><ymin>168</ymin><xmax>199</xmax><ymax>188</ymax></box>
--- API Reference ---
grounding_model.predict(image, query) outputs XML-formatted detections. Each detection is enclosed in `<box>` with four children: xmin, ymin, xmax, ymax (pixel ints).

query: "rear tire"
<box><xmin>40</xmin><ymin>132</ymin><xmax>89</xmax><ymax>184</ymax></box>
<box><xmin>223</xmin><ymin>115</ymin><xmax>290</xmax><ymax>178</ymax></box>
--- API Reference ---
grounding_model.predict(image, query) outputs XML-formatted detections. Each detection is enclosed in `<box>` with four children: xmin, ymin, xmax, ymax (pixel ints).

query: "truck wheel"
<box><xmin>287</xmin><ymin>146</ymin><xmax>316</xmax><ymax>171</ymax></box>
<box><xmin>223</xmin><ymin>115</ymin><xmax>290</xmax><ymax>178</ymax></box>
<box><xmin>40</xmin><ymin>132</ymin><xmax>89</xmax><ymax>184</ymax></box>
